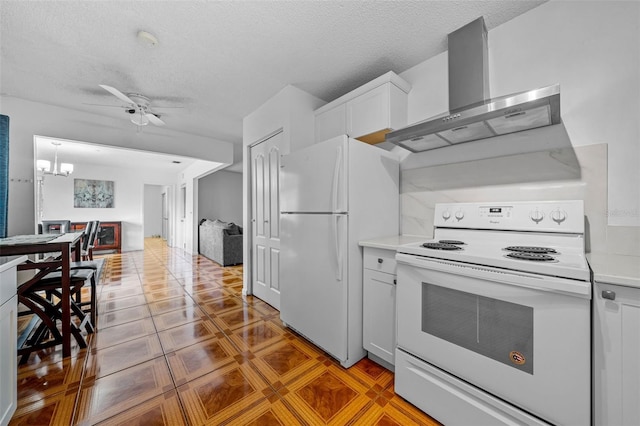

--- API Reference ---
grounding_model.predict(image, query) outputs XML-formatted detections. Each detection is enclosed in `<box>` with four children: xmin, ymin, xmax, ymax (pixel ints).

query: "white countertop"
<box><xmin>1</xmin><ymin>255</ymin><xmax>27</xmax><ymax>306</ymax></box>
<box><xmin>0</xmin><ymin>255</ymin><xmax>27</xmax><ymax>274</ymax></box>
<box><xmin>359</xmin><ymin>235</ymin><xmax>429</xmax><ymax>251</ymax></box>
<box><xmin>587</xmin><ymin>253</ymin><xmax>640</xmax><ymax>289</ymax></box>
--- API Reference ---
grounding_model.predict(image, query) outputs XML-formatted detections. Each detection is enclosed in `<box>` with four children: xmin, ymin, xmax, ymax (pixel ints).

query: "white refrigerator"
<box><xmin>280</xmin><ymin>135</ymin><xmax>399</xmax><ymax>368</ymax></box>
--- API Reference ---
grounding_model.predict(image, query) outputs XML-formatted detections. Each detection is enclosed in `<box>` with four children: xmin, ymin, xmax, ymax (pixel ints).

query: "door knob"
<box><xmin>378</xmin><ymin>258</ymin><xmax>383</xmax><ymax>264</ymax></box>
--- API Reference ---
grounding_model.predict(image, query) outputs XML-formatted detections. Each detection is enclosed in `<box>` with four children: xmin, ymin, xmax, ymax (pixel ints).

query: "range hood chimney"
<box><xmin>386</xmin><ymin>17</ymin><xmax>561</xmax><ymax>153</ymax></box>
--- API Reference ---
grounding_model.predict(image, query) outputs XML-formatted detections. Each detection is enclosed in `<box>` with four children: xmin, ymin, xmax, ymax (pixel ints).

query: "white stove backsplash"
<box><xmin>400</xmin><ymin>144</ymin><xmax>609</xmax><ymax>253</ymax></box>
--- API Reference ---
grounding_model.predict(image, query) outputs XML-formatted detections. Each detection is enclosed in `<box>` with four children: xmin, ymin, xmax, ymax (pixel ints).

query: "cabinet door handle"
<box><xmin>602</xmin><ymin>290</ymin><xmax>616</xmax><ymax>301</ymax></box>
<box><xmin>393</xmin><ymin>279</ymin><xmax>397</xmax><ymax>285</ymax></box>
<box><xmin>377</xmin><ymin>258</ymin><xmax>383</xmax><ymax>264</ymax></box>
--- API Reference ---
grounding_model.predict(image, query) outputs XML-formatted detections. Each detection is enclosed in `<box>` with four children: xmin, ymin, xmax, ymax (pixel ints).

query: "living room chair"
<box><xmin>199</xmin><ymin>219</ymin><xmax>243</xmax><ymax>266</ymax></box>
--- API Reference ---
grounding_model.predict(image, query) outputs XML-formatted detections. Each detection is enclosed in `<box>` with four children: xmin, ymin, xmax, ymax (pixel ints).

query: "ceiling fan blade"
<box><xmin>146</xmin><ymin>113</ymin><xmax>166</xmax><ymax>126</ymax></box>
<box><xmin>99</xmin><ymin>84</ymin><xmax>136</xmax><ymax>105</ymax></box>
<box><xmin>82</xmin><ymin>102</ymin><xmax>124</xmax><ymax>108</ymax></box>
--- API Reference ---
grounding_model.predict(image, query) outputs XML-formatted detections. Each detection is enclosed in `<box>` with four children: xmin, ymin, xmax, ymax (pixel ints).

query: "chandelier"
<box><xmin>37</xmin><ymin>141</ymin><xmax>74</xmax><ymax>177</ymax></box>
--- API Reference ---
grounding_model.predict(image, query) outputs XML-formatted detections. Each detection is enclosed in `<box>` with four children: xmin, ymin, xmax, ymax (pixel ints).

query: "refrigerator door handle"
<box><xmin>333</xmin><ymin>214</ymin><xmax>343</xmax><ymax>281</ymax></box>
<box><xmin>331</xmin><ymin>144</ymin><xmax>343</xmax><ymax>213</ymax></box>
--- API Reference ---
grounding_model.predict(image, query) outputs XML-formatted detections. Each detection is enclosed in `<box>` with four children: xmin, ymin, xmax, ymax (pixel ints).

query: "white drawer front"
<box><xmin>363</xmin><ymin>247</ymin><xmax>397</xmax><ymax>275</ymax></box>
<box><xmin>395</xmin><ymin>349</ymin><xmax>551</xmax><ymax>426</ymax></box>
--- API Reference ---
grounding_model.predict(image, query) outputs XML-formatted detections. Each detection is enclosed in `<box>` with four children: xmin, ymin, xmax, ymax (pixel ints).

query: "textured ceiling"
<box><xmin>1</xmin><ymin>0</ymin><xmax>545</xmax><ymax>151</ymax></box>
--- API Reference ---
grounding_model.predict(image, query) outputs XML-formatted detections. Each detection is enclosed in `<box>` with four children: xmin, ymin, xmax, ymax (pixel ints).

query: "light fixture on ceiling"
<box><xmin>37</xmin><ymin>141</ymin><xmax>74</xmax><ymax>177</ymax></box>
<box><xmin>131</xmin><ymin>111</ymin><xmax>150</xmax><ymax>126</ymax></box>
<box><xmin>137</xmin><ymin>30</ymin><xmax>158</xmax><ymax>48</ymax></box>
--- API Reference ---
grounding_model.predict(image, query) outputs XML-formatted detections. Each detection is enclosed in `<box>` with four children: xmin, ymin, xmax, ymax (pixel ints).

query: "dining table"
<box><xmin>0</xmin><ymin>232</ymin><xmax>83</xmax><ymax>358</ymax></box>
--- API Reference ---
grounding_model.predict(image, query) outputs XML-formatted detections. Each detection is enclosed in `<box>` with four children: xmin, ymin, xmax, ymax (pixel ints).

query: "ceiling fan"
<box><xmin>97</xmin><ymin>84</ymin><xmax>167</xmax><ymax>127</ymax></box>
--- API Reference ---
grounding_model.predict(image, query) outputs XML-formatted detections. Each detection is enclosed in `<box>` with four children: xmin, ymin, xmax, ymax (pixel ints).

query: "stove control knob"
<box><xmin>442</xmin><ymin>210</ymin><xmax>451</xmax><ymax>221</ymax></box>
<box><xmin>455</xmin><ymin>210</ymin><xmax>465</xmax><ymax>221</ymax></box>
<box><xmin>529</xmin><ymin>209</ymin><xmax>545</xmax><ymax>224</ymax></box>
<box><xmin>551</xmin><ymin>209</ymin><xmax>567</xmax><ymax>224</ymax></box>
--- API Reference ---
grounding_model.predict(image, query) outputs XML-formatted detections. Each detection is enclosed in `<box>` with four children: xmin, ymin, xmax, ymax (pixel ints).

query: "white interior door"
<box><xmin>161</xmin><ymin>191</ymin><xmax>168</xmax><ymax>240</ymax></box>
<box><xmin>180</xmin><ymin>185</ymin><xmax>187</xmax><ymax>250</ymax></box>
<box><xmin>251</xmin><ymin>131</ymin><xmax>283</xmax><ymax>309</ymax></box>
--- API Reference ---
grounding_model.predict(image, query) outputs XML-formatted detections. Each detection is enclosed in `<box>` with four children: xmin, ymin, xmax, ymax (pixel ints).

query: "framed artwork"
<box><xmin>74</xmin><ymin>179</ymin><xmax>114</xmax><ymax>208</ymax></box>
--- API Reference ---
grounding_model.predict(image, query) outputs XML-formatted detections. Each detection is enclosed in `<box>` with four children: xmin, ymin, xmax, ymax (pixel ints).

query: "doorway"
<box><xmin>143</xmin><ymin>184</ymin><xmax>163</xmax><ymax>238</ymax></box>
<box><xmin>250</xmin><ymin>131</ymin><xmax>284</xmax><ymax>309</ymax></box>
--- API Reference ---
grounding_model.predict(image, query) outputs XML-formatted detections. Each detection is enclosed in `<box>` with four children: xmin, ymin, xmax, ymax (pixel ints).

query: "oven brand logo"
<box><xmin>509</xmin><ymin>351</ymin><xmax>526</xmax><ymax>365</ymax></box>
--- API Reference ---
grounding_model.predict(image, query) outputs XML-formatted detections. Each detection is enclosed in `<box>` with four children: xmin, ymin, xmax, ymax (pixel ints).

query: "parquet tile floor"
<box><xmin>10</xmin><ymin>238</ymin><xmax>441</xmax><ymax>425</ymax></box>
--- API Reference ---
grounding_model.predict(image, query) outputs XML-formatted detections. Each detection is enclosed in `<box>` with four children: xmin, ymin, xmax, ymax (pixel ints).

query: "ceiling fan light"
<box><xmin>37</xmin><ymin>159</ymin><xmax>51</xmax><ymax>172</ymax></box>
<box><xmin>131</xmin><ymin>115</ymin><xmax>149</xmax><ymax>126</ymax></box>
<box><xmin>60</xmin><ymin>163</ymin><xmax>74</xmax><ymax>175</ymax></box>
<box><xmin>137</xmin><ymin>30</ymin><xmax>158</xmax><ymax>48</ymax></box>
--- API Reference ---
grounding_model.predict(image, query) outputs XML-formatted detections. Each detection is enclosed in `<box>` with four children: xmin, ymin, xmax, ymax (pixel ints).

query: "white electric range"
<box><xmin>394</xmin><ymin>200</ymin><xmax>591</xmax><ymax>426</ymax></box>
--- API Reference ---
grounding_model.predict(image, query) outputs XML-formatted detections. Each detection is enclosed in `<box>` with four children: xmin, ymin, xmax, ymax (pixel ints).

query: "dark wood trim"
<box><xmin>71</xmin><ymin>221</ymin><xmax>122</xmax><ymax>253</ymax></box>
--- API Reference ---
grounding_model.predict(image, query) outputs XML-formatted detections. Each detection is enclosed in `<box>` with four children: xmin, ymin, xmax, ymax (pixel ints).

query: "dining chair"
<box><xmin>69</xmin><ymin>255</ymin><xmax>104</xmax><ymax>328</ymax></box>
<box><xmin>82</xmin><ymin>220</ymin><xmax>100</xmax><ymax>261</ymax></box>
<box><xmin>40</xmin><ymin>220</ymin><xmax>71</xmax><ymax>234</ymax></box>
<box><xmin>80</xmin><ymin>221</ymin><xmax>94</xmax><ymax>256</ymax></box>
<box><xmin>50</xmin><ymin>220</ymin><xmax>102</xmax><ymax>328</ymax></box>
<box><xmin>37</xmin><ymin>266</ymin><xmax>98</xmax><ymax>330</ymax></box>
<box><xmin>18</xmin><ymin>269</ymin><xmax>94</xmax><ymax>363</ymax></box>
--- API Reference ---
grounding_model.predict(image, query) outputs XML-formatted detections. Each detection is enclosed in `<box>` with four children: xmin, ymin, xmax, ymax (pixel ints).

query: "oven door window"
<box><xmin>422</xmin><ymin>282</ymin><xmax>534</xmax><ymax>374</ymax></box>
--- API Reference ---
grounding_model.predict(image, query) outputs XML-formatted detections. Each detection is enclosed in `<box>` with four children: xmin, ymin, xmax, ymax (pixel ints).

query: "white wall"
<box><xmin>198</xmin><ymin>170</ymin><xmax>242</xmax><ymax>225</ymax></box>
<box><xmin>399</xmin><ymin>0</ymin><xmax>640</xmax><ymax>228</ymax></box>
<box><xmin>40</xmin><ymin>164</ymin><xmax>176</xmax><ymax>251</ymax></box>
<box><xmin>177</xmin><ymin>161</ymin><xmax>228</xmax><ymax>254</ymax></box>
<box><xmin>1</xmin><ymin>97</ymin><xmax>234</xmax><ymax>236</ymax></box>
<box><xmin>144</xmin><ymin>185</ymin><xmax>163</xmax><ymax>237</ymax></box>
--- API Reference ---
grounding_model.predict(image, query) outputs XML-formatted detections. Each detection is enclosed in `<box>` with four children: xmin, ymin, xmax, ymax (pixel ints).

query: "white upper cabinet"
<box><xmin>314</xmin><ymin>72</ymin><xmax>411</xmax><ymax>144</ymax></box>
<box><xmin>347</xmin><ymin>82</ymin><xmax>408</xmax><ymax>143</ymax></box>
<box><xmin>315</xmin><ymin>103</ymin><xmax>346</xmax><ymax>144</ymax></box>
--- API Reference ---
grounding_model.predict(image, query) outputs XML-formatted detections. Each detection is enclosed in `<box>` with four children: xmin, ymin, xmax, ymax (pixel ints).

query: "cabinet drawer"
<box><xmin>395</xmin><ymin>349</ymin><xmax>549</xmax><ymax>426</ymax></box>
<box><xmin>363</xmin><ymin>247</ymin><xmax>397</xmax><ymax>275</ymax></box>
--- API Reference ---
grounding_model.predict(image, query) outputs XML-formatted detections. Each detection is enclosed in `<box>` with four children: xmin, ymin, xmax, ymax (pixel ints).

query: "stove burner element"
<box><xmin>505</xmin><ymin>246</ymin><xmax>558</xmax><ymax>254</ymax></box>
<box><xmin>422</xmin><ymin>242</ymin><xmax>463</xmax><ymax>251</ymax></box>
<box><xmin>506</xmin><ymin>252</ymin><xmax>557</xmax><ymax>262</ymax></box>
<box><xmin>439</xmin><ymin>240</ymin><xmax>465</xmax><ymax>245</ymax></box>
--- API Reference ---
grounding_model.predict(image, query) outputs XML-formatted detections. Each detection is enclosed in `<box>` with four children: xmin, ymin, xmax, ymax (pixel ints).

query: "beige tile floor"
<box><xmin>10</xmin><ymin>238</ymin><xmax>440</xmax><ymax>425</ymax></box>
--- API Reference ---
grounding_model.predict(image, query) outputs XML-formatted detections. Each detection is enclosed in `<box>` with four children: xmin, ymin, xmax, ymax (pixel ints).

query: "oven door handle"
<box><xmin>395</xmin><ymin>253</ymin><xmax>591</xmax><ymax>299</ymax></box>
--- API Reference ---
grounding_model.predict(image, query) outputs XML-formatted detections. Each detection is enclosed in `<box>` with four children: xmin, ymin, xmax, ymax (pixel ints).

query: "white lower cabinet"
<box><xmin>0</xmin><ymin>257</ymin><xmax>24</xmax><ymax>426</ymax></box>
<box><xmin>363</xmin><ymin>247</ymin><xmax>397</xmax><ymax>366</ymax></box>
<box><xmin>594</xmin><ymin>281</ymin><xmax>640</xmax><ymax>426</ymax></box>
<box><xmin>0</xmin><ymin>295</ymin><xmax>17</xmax><ymax>426</ymax></box>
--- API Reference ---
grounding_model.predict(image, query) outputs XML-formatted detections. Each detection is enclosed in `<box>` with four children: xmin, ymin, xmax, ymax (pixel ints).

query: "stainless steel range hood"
<box><xmin>386</xmin><ymin>17</ymin><xmax>561</xmax><ymax>153</ymax></box>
